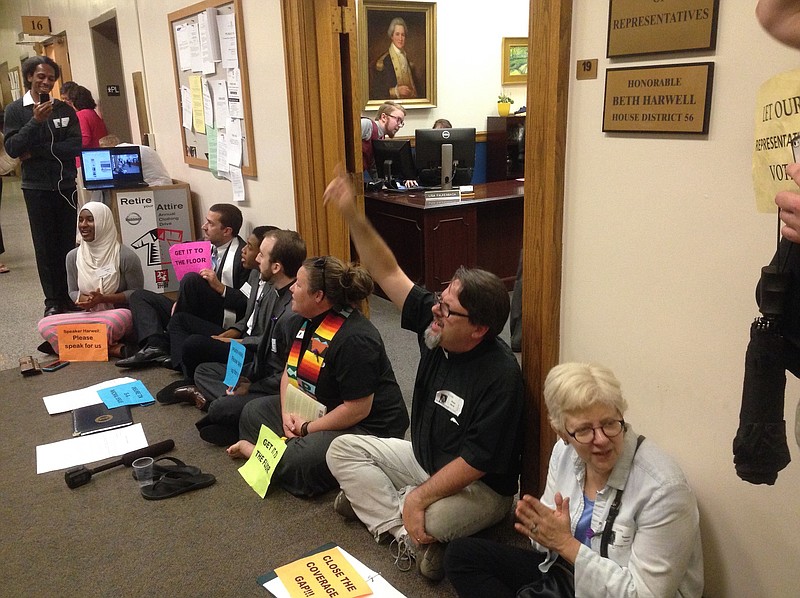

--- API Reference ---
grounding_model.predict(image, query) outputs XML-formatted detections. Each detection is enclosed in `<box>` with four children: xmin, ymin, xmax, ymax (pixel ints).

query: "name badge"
<box><xmin>434</xmin><ymin>390</ymin><xmax>464</xmax><ymax>416</ymax></box>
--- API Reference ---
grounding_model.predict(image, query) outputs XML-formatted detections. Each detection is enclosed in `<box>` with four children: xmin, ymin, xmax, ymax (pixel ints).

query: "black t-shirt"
<box><xmin>401</xmin><ymin>285</ymin><xmax>524</xmax><ymax>496</ymax></box>
<box><xmin>291</xmin><ymin>308</ymin><xmax>409</xmax><ymax>439</ymax></box>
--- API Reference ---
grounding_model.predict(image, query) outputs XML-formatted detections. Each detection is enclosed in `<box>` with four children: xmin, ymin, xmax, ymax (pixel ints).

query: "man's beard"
<box><xmin>424</xmin><ymin>324</ymin><xmax>441</xmax><ymax>349</ymax></box>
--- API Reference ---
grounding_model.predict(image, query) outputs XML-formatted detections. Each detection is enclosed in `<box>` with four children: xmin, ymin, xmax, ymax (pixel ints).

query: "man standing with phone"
<box><xmin>3</xmin><ymin>56</ymin><xmax>82</xmax><ymax>317</ymax></box>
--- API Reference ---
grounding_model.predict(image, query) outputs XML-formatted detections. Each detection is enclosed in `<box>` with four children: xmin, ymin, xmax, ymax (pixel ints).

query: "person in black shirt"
<box><xmin>4</xmin><ymin>56</ymin><xmax>81</xmax><ymax>315</ymax></box>
<box><xmin>227</xmin><ymin>255</ymin><xmax>409</xmax><ymax>498</ymax></box>
<box><xmin>323</xmin><ymin>166</ymin><xmax>524</xmax><ymax>582</ymax></box>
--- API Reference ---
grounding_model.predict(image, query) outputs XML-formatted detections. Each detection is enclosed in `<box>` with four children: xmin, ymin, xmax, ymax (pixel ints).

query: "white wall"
<box><xmin>0</xmin><ymin>0</ymin><xmax>145</xmax><ymax>135</ymax></box>
<box><xmin>565</xmin><ymin>3</ymin><xmax>800</xmax><ymax>596</ymax></box>
<box><xmin>3</xmin><ymin>1</ymin><xmax>797</xmax><ymax>593</ymax></box>
<box><xmin>362</xmin><ymin>0</ymin><xmax>530</xmax><ymax>130</ymax></box>
<box><xmin>0</xmin><ymin>0</ymin><xmax>297</xmax><ymax>234</ymax></box>
<box><xmin>135</xmin><ymin>0</ymin><xmax>296</xmax><ymax>234</ymax></box>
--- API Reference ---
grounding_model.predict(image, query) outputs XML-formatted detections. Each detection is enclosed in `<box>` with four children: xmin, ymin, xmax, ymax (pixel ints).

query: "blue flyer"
<box><xmin>97</xmin><ymin>380</ymin><xmax>155</xmax><ymax>407</ymax></box>
<box><xmin>224</xmin><ymin>341</ymin><xmax>246</xmax><ymax>387</ymax></box>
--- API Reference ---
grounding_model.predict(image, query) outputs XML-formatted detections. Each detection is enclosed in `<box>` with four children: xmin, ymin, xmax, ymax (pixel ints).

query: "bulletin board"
<box><xmin>168</xmin><ymin>0</ymin><xmax>257</xmax><ymax>177</ymax></box>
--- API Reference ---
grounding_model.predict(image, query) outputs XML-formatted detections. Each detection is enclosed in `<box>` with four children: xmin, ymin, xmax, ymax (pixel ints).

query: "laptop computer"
<box><xmin>80</xmin><ymin>146</ymin><xmax>149</xmax><ymax>190</ymax></box>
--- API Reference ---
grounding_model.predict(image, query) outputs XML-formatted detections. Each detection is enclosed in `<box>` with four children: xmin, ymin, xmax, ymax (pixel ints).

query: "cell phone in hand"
<box><xmin>42</xmin><ymin>359</ymin><xmax>69</xmax><ymax>372</ymax></box>
<box><xmin>39</xmin><ymin>92</ymin><xmax>50</xmax><ymax>103</ymax></box>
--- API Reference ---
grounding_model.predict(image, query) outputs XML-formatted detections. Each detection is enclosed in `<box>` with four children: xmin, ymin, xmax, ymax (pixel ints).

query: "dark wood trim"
<box><xmin>521</xmin><ymin>0</ymin><xmax>572</xmax><ymax>495</ymax></box>
<box><xmin>282</xmin><ymin>0</ymin><xmax>572</xmax><ymax>497</ymax></box>
<box><xmin>280</xmin><ymin>0</ymin><xmax>359</xmax><ymax>260</ymax></box>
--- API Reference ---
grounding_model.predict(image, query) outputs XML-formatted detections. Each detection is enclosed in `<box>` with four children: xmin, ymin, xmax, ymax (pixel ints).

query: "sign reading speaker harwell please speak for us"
<box><xmin>113</xmin><ymin>183</ymin><xmax>194</xmax><ymax>293</ymax></box>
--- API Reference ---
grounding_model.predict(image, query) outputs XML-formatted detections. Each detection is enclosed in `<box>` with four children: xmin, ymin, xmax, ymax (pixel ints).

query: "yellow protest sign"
<box><xmin>57</xmin><ymin>323</ymin><xmax>108</xmax><ymax>361</ymax></box>
<box><xmin>752</xmin><ymin>69</ymin><xmax>800</xmax><ymax>213</ymax></box>
<box><xmin>238</xmin><ymin>424</ymin><xmax>287</xmax><ymax>498</ymax></box>
<box><xmin>275</xmin><ymin>545</ymin><xmax>372</xmax><ymax>598</ymax></box>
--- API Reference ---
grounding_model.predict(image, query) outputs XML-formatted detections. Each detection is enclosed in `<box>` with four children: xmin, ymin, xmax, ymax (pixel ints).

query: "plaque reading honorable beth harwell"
<box><xmin>607</xmin><ymin>0</ymin><xmax>719</xmax><ymax>58</ymax></box>
<box><xmin>602</xmin><ymin>63</ymin><xmax>714</xmax><ymax>134</ymax></box>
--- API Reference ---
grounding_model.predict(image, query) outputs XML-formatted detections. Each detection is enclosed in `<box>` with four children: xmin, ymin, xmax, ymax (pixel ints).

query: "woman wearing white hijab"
<box><xmin>37</xmin><ymin>201</ymin><xmax>143</xmax><ymax>357</ymax></box>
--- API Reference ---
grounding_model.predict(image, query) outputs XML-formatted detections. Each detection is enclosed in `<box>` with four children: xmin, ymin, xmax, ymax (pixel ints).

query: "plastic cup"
<box><xmin>132</xmin><ymin>457</ymin><xmax>154</xmax><ymax>487</ymax></box>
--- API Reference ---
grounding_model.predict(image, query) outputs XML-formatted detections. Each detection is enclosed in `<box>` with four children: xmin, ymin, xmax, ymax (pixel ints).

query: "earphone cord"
<box><xmin>46</xmin><ymin>116</ymin><xmax>76</xmax><ymax>210</ymax></box>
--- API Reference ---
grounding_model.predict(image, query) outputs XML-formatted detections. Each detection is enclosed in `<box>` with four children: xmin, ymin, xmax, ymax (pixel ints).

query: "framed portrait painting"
<box><xmin>502</xmin><ymin>37</ymin><xmax>528</xmax><ymax>85</ymax></box>
<box><xmin>360</xmin><ymin>1</ymin><xmax>437</xmax><ymax>109</ymax></box>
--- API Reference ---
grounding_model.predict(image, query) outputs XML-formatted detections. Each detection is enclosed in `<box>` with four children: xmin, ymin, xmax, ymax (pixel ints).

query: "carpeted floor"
<box><xmin>0</xmin><ymin>180</ymin><xmax>524</xmax><ymax>596</ymax></box>
<box><xmin>0</xmin><ymin>177</ymin><xmax>44</xmax><ymax>371</ymax></box>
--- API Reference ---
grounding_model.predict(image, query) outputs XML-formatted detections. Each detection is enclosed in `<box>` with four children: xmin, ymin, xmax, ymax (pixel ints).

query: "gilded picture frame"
<box><xmin>502</xmin><ymin>37</ymin><xmax>528</xmax><ymax>85</ymax></box>
<box><xmin>360</xmin><ymin>0</ymin><xmax>437</xmax><ymax>109</ymax></box>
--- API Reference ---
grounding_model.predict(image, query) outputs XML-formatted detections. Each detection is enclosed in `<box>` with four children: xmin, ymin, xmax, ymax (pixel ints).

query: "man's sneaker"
<box><xmin>416</xmin><ymin>541</ymin><xmax>445</xmax><ymax>582</ymax></box>
<box><xmin>389</xmin><ymin>534</ymin><xmax>445</xmax><ymax>581</ymax></box>
<box><xmin>389</xmin><ymin>534</ymin><xmax>416</xmax><ymax>572</ymax></box>
<box><xmin>333</xmin><ymin>490</ymin><xmax>357</xmax><ymax>520</ymax></box>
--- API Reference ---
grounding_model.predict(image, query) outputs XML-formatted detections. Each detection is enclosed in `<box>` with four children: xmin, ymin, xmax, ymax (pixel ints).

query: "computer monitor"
<box><xmin>372</xmin><ymin>139</ymin><xmax>417</xmax><ymax>184</ymax></box>
<box><xmin>414</xmin><ymin>127</ymin><xmax>476</xmax><ymax>188</ymax></box>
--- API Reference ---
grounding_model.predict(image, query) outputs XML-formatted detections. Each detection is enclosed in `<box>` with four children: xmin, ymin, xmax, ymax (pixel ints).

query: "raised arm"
<box><xmin>323</xmin><ymin>165</ymin><xmax>414</xmax><ymax>310</ymax></box>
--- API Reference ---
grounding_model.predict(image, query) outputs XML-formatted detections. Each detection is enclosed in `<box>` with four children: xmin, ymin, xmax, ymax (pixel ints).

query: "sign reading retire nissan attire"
<box><xmin>607</xmin><ymin>0</ymin><xmax>719</xmax><ymax>58</ymax></box>
<box><xmin>602</xmin><ymin>63</ymin><xmax>714</xmax><ymax>134</ymax></box>
<box><xmin>116</xmin><ymin>187</ymin><xmax>194</xmax><ymax>293</ymax></box>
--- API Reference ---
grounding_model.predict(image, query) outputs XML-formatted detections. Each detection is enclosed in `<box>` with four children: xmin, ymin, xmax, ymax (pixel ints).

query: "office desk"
<box><xmin>364</xmin><ymin>180</ymin><xmax>524</xmax><ymax>292</ymax></box>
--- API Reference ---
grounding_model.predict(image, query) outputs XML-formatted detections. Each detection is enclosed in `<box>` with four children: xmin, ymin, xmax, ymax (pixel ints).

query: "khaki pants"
<box><xmin>326</xmin><ymin>434</ymin><xmax>512</xmax><ymax>542</ymax></box>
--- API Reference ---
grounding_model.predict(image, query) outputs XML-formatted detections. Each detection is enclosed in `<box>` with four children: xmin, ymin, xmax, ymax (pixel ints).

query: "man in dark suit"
<box><xmin>116</xmin><ymin>203</ymin><xmax>249</xmax><ymax>368</ymax></box>
<box><xmin>158</xmin><ymin>225</ymin><xmax>277</xmax><ymax>382</ymax></box>
<box><xmin>171</xmin><ymin>229</ymin><xmax>307</xmax><ymax>446</ymax></box>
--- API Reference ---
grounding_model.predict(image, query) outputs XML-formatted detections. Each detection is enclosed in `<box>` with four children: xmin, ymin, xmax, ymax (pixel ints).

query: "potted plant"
<box><xmin>497</xmin><ymin>91</ymin><xmax>514</xmax><ymax>116</ymax></box>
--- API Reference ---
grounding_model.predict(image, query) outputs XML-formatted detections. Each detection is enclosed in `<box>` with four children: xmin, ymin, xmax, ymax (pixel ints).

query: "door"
<box><xmin>43</xmin><ymin>34</ymin><xmax>72</xmax><ymax>100</ymax></box>
<box><xmin>89</xmin><ymin>10</ymin><xmax>133</xmax><ymax>143</ymax></box>
<box><xmin>282</xmin><ymin>0</ymin><xmax>573</xmax><ymax>495</ymax></box>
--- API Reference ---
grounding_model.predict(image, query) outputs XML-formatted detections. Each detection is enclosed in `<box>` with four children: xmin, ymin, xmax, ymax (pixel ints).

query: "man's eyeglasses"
<box><xmin>314</xmin><ymin>257</ymin><xmax>327</xmax><ymax>296</ymax></box>
<box><xmin>433</xmin><ymin>291</ymin><xmax>469</xmax><ymax>319</ymax></box>
<box><xmin>566</xmin><ymin>419</ymin><xmax>625</xmax><ymax>444</ymax></box>
<box><xmin>386</xmin><ymin>113</ymin><xmax>405</xmax><ymax>127</ymax></box>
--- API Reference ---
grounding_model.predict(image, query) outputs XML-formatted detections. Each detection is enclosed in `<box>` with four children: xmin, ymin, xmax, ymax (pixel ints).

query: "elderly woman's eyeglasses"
<box><xmin>566</xmin><ymin>419</ymin><xmax>625</xmax><ymax>444</ymax></box>
<box><xmin>433</xmin><ymin>291</ymin><xmax>469</xmax><ymax>319</ymax></box>
<box><xmin>314</xmin><ymin>257</ymin><xmax>327</xmax><ymax>296</ymax></box>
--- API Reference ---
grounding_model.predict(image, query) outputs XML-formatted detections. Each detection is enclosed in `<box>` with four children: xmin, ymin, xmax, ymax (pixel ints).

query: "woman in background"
<box><xmin>71</xmin><ymin>85</ymin><xmax>108</xmax><ymax>207</ymax></box>
<box><xmin>37</xmin><ymin>201</ymin><xmax>143</xmax><ymax>357</ymax></box>
<box><xmin>71</xmin><ymin>85</ymin><xmax>108</xmax><ymax>160</ymax></box>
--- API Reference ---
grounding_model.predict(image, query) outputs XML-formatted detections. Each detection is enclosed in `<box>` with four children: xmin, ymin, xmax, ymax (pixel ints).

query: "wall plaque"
<box><xmin>607</xmin><ymin>0</ymin><xmax>719</xmax><ymax>58</ymax></box>
<box><xmin>602</xmin><ymin>62</ymin><xmax>714</xmax><ymax>134</ymax></box>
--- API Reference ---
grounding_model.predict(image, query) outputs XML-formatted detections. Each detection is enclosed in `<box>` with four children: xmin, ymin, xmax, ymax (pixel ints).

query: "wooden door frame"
<box><xmin>281</xmin><ymin>0</ymin><xmax>571</xmax><ymax>495</ymax></box>
<box><xmin>280</xmin><ymin>0</ymin><xmax>360</xmax><ymax>260</ymax></box>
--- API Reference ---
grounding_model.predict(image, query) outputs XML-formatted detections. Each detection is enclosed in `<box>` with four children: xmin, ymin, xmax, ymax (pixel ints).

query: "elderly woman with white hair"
<box><xmin>37</xmin><ymin>201</ymin><xmax>143</xmax><ymax>357</ymax></box>
<box><xmin>445</xmin><ymin>362</ymin><xmax>704</xmax><ymax>597</ymax></box>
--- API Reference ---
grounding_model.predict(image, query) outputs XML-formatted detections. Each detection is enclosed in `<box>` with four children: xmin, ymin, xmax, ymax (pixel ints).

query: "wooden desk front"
<box><xmin>364</xmin><ymin>180</ymin><xmax>524</xmax><ymax>292</ymax></box>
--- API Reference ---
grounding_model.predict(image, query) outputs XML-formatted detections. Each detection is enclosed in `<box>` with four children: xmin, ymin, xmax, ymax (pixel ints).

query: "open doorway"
<box><xmin>42</xmin><ymin>33</ymin><xmax>72</xmax><ymax>101</ymax></box>
<box><xmin>89</xmin><ymin>10</ymin><xmax>132</xmax><ymax>143</ymax></box>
